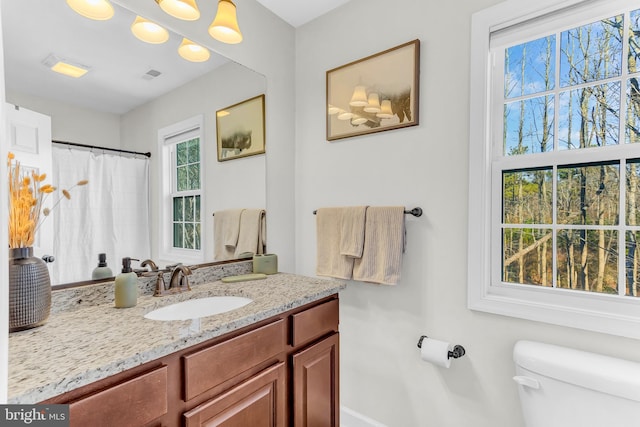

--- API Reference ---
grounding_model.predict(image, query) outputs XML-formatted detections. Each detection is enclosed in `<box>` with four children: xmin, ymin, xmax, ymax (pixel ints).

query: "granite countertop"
<box><xmin>8</xmin><ymin>272</ymin><xmax>345</xmax><ymax>404</ymax></box>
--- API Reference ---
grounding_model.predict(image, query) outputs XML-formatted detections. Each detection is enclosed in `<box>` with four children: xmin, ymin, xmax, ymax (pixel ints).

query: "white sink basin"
<box><xmin>144</xmin><ymin>296</ymin><xmax>253</xmax><ymax>321</ymax></box>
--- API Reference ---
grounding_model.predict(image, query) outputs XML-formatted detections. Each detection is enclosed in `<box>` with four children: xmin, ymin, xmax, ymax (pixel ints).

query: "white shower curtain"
<box><xmin>50</xmin><ymin>146</ymin><xmax>151</xmax><ymax>285</ymax></box>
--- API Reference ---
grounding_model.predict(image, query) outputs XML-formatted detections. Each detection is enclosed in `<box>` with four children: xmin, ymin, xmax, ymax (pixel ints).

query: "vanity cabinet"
<box><xmin>41</xmin><ymin>295</ymin><xmax>339</xmax><ymax>427</ymax></box>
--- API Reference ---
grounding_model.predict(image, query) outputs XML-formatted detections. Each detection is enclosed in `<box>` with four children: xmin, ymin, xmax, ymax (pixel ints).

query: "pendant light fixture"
<box><xmin>208</xmin><ymin>0</ymin><xmax>243</xmax><ymax>44</ymax></box>
<box><xmin>178</xmin><ymin>38</ymin><xmax>211</xmax><ymax>62</ymax></box>
<box><xmin>155</xmin><ymin>0</ymin><xmax>200</xmax><ymax>21</ymax></box>
<box><xmin>131</xmin><ymin>16</ymin><xmax>169</xmax><ymax>44</ymax></box>
<box><xmin>66</xmin><ymin>0</ymin><xmax>114</xmax><ymax>20</ymax></box>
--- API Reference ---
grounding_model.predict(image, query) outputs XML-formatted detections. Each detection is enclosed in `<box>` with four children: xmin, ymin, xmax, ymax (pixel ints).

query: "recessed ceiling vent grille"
<box><xmin>142</xmin><ymin>69</ymin><xmax>162</xmax><ymax>80</ymax></box>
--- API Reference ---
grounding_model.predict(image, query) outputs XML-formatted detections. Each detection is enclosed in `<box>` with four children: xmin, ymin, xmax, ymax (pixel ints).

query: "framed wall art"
<box><xmin>216</xmin><ymin>94</ymin><xmax>266</xmax><ymax>161</ymax></box>
<box><xmin>326</xmin><ymin>39</ymin><xmax>420</xmax><ymax>141</ymax></box>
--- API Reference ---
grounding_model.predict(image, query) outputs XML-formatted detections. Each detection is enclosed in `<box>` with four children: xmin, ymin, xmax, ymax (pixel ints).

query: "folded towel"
<box><xmin>316</xmin><ymin>207</ymin><xmax>355</xmax><ymax>280</ymax></box>
<box><xmin>214</xmin><ymin>209</ymin><xmax>244</xmax><ymax>261</ymax></box>
<box><xmin>353</xmin><ymin>206</ymin><xmax>405</xmax><ymax>285</ymax></box>
<box><xmin>234</xmin><ymin>209</ymin><xmax>266</xmax><ymax>257</ymax></box>
<box><xmin>339</xmin><ymin>206</ymin><xmax>368</xmax><ymax>258</ymax></box>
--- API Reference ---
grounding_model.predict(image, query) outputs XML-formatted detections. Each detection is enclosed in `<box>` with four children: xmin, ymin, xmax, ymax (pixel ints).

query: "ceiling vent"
<box><xmin>142</xmin><ymin>69</ymin><xmax>162</xmax><ymax>80</ymax></box>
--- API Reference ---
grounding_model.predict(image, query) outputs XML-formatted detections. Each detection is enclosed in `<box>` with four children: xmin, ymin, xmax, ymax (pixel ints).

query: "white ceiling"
<box><xmin>255</xmin><ymin>0</ymin><xmax>352</xmax><ymax>27</ymax></box>
<box><xmin>1</xmin><ymin>0</ymin><xmax>349</xmax><ymax>115</ymax></box>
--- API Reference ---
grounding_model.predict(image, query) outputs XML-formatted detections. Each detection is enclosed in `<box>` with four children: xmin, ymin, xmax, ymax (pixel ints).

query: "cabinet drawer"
<box><xmin>183</xmin><ymin>362</ymin><xmax>286</xmax><ymax>427</ymax></box>
<box><xmin>69</xmin><ymin>365</ymin><xmax>167</xmax><ymax>427</ymax></box>
<box><xmin>291</xmin><ymin>299</ymin><xmax>339</xmax><ymax>347</ymax></box>
<box><xmin>183</xmin><ymin>319</ymin><xmax>285</xmax><ymax>401</ymax></box>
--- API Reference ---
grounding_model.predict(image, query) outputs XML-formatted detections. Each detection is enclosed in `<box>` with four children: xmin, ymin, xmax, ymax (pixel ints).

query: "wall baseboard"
<box><xmin>341</xmin><ymin>406</ymin><xmax>388</xmax><ymax>427</ymax></box>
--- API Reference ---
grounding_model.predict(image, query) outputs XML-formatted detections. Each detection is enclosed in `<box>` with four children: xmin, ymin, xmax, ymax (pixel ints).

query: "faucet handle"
<box><xmin>153</xmin><ymin>271</ymin><xmax>167</xmax><ymax>297</ymax></box>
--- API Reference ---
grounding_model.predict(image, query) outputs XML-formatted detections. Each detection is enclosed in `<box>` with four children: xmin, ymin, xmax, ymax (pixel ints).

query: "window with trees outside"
<box><xmin>158</xmin><ymin>115</ymin><xmax>204</xmax><ymax>264</ymax></box>
<box><xmin>469</xmin><ymin>0</ymin><xmax>640</xmax><ymax>338</ymax></box>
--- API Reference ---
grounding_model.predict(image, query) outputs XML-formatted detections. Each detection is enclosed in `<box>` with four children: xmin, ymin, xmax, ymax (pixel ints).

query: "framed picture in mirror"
<box><xmin>216</xmin><ymin>94</ymin><xmax>266</xmax><ymax>161</ymax></box>
<box><xmin>326</xmin><ymin>39</ymin><xmax>420</xmax><ymax>141</ymax></box>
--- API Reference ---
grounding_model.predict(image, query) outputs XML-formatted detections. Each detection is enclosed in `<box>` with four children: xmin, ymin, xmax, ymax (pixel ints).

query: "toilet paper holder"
<box><xmin>417</xmin><ymin>335</ymin><xmax>466</xmax><ymax>360</ymax></box>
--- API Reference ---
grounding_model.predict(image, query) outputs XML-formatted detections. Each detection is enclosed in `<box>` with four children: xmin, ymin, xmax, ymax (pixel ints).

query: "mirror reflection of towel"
<box><xmin>234</xmin><ymin>209</ymin><xmax>266</xmax><ymax>257</ymax></box>
<box><xmin>214</xmin><ymin>209</ymin><xmax>244</xmax><ymax>261</ymax></box>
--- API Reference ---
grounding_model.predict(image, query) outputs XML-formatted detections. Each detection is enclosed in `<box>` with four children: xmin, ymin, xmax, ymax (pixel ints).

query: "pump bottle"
<box><xmin>92</xmin><ymin>253</ymin><xmax>113</xmax><ymax>280</ymax></box>
<box><xmin>115</xmin><ymin>257</ymin><xmax>139</xmax><ymax>308</ymax></box>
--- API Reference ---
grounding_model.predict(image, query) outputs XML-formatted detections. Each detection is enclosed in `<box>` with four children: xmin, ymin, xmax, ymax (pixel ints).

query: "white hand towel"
<box><xmin>234</xmin><ymin>209</ymin><xmax>266</xmax><ymax>257</ymax></box>
<box><xmin>353</xmin><ymin>206</ymin><xmax>405</xmax><ymax>285</ymax></box>
<box><xmin>339</xmin><ymin>206</ymin><xmax>368</xmax><ymax>258</ymax></box>
<box><xmin>214</xmin><ymin>209</ymin><xmax>244</xmax><ymax>261</ymax></box>
<box><xmin>316</xmin><ymin>207</ymin><xmax>355</xmax><ymax>280</ymax></box>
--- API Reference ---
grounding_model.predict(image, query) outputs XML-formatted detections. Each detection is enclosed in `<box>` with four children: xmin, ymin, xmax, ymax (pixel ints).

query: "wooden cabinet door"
<box><xmin>292</xmin><ymin>333</ymin><xmax>339</xmax><ymax>427</ymax></box>
<box><xmin>183</xmin><ymin>362</ymin><xmax>286</xmax><ymax>427</ymax></box>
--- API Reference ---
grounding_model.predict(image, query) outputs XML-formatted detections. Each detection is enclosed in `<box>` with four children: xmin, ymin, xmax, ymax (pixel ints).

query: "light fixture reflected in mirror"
<box><xmin>178</xmin><ymin>38</ymin><xmax>211</xmax><ymax>62</ymax></box>
<box><xmin>131</xmin><ymin>16</ymin><xmax>169</xmax><ymax>44</ymax></box>
<box><xmin>351</xmin><ymin>116</ymin><xmax>367</xmax><ymax>125</ymax></box>
<box><xmin>338</xmin><ymin>111</ymin><xmax>355</xmax><ymax>120</ymax></box>
<box><xmin>363</xmin><ymin>92</ymin><xmax>381</xmax><ymax>113</ymax></box>
<box><xmin>349</xmin><ymin>85</ymin><xmax>368</xmax><ymax>106</ymax></box>
<box><xmin>327</xmin><ymin>105</ymin><xmax>341</xmax><ymax>115</ymax></box>
<box><xmin>377</xmin><ymin>100</ymin><xmax>394</xmax><ymax>119</ymax></box>
<box><xmin>209</xmin><ymin>0</ymin><xmax>243</xmax><ymax>44</ymax></box>
<box><xmin>66</xmin><ymin>0</ymin><xmax>114</xmax><ymax>20</ymax></box>
<box><xmin>155</xmin><ymin>0</ymin><xmax>200</xmax><ymax>21</ymax></box>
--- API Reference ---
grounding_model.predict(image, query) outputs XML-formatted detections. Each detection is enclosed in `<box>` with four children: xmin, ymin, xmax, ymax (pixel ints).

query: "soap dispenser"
<box><xmin>115</xmin><ymin>257</ymin><xmax>139</xmax><ymax>308</ymax></box>
<box><xmin>92</xmin><ymin>253</ymin><xmax>113</xmax><ymax>280</ymax></box>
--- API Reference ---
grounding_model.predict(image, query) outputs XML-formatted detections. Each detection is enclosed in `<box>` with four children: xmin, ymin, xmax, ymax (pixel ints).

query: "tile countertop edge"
<box><xmin>8</xmin><ymin>273</ymin><xmax>346</xmax><ymax>404</ymax></box>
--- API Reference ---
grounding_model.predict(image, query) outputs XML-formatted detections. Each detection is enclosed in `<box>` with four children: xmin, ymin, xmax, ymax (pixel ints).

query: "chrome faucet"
<box><xmin>169</xmin><ymin>265</ymin><xmax>192</xmax><ymax>292</ymax></box>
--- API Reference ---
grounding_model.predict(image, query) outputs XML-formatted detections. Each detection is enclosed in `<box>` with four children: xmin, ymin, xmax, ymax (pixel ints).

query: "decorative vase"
<box><xmin>9</xmin><ymin>247</ymin><xmax>52</xmax><ymax>332</ymax></box>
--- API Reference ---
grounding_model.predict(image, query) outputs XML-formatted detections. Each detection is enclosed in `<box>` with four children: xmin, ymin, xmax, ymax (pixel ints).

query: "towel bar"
<box><xmin>313</xmin><ymin>207</ymin><xmax>422</xmax><ymax>217</ymax></box>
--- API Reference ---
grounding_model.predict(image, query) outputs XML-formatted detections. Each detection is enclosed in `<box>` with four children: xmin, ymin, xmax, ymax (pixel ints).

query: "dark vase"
<box><xmin>9</xmin><ymin>247</ymin><xmax>51</xmax><ymax>332</ymax></box>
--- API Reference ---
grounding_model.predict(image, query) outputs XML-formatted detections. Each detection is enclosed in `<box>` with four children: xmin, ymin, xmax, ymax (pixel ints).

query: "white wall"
<box><xmin>6</xmin><ymin>91</ymin><xmax>121</xmax><ymax>149</ymax></box>
<box><xmin>295</xmin><ymin>0</ymin><xmax>640</xmax><ymax>426</ymax></box>
<box><xmin>120</xmin><ymin>61</ymin><xmax>266</xmax><ymax>264</ymax></box>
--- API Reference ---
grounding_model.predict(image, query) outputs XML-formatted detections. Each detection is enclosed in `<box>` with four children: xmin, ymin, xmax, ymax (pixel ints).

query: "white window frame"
<box><xmin>158</xmin><ymin>115</ymin><xmax>205</xmax><ymax>265</ymax></box>
<box><xmin>468</xmin><ymin>0</ymin><xmax>640</xmax><ymax>339</ymax></box>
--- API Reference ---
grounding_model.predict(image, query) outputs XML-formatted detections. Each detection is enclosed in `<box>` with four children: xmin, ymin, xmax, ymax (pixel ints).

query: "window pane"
<box><xmin>557</xmin><ymin>229</ymin><xmax>618</xmax><ymax>294</ymax></box>
<box><xmin>176</xmin><ymin>141</ymin><xmax>188</xmax><ymax>166</ymax></box>
<box><xmin>557</xmin><ymin>163</ymin><xmax>619</xmax><ymax>225</ymax></box>
<box><xmin>177</xmin><ymin>166</ymin><xmax>188</xmax><ymax>191</ymax></box>
<box><xmin>626</xmin><ymin>160</ymin><xmax>640</xmax><ymax>225</ymax></box>
<box><xmin>558</xmin><ymin>82</ymin><xmax>621</xmax><ymax>150</ymax></box>
<box><xmin>184</xmin><ymin>196</ymin><xmax>194</xmax><ymax>222</ymax></box>
<box><xmin>173</xmin><ymin>197</ymin><xmax>183</xmax><ymax>221</ymax></box>
<box><xmin>503</xmin><ymin>168</ymin><xmax>552</xmax><ymax>224</ymax></box>
<box><xmin>625</xmin><ymin>231</ymin><xmax>640</xmax><ymax>297</ymax></box>
<box><xmin>195</xmin><ymin>195</ymin><xmax>201</xmax><ymax>219</ymax></box>
<box><xmin>629</xmin><ymin>9</ymin><xmax>640</xmax><ymax>74</ymax></box>
<box><xmin>188</xmin><ymin>138</ymin><xmax>200</xmax><ymax>163</ymax></box>
<box><xmin>173</xmin><ymin>223</ymin><xmax>184</xmax><ymax>248</ymax></box>
<box><xmin>195</xmin><ymin>223</ymin><xmax>201</xmax><ymax>250</ymax></box>
<box><xmin>505</xmin><ymin>35</ymin><xmax>555</xmax><ymax>99</ymax></box>
<box><xmin>184</xmin><ymin>223</ymin><xmax>195</xmax><ymax>249</ymax></box>
<box><xmin>188</xmin><ymin>164</ymin><xmax>200</xmax><ymax>190</ymax></box>
<box><xmin>626</xmin><ymin>79</ymin><xmax>640</xmax><ymax>144</ymax></box>
<box><xmin>560</xmin><ymin>15</ymin><xmax>623</xmax><ymax>87</ymax></box>
<box><xmin>502</xmin><ymin>228</ymin><xmax>552</xmax><ymax>286</ymax></box>
<box><xmin>504</xmin><ymin>95</ymin><xmax>554</xmax><ymax>155</ymax></box>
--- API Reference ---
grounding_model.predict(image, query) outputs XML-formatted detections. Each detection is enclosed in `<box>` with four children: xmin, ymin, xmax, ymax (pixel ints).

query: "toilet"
<box><xmin>513</xmin><ymin>340</ymin><xmax>640</xmax><ymax>427</ymax></box>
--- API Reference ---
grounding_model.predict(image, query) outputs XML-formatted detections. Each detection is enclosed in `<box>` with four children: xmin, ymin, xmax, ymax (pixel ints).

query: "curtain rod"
<box><xmin>52</xmin><ymin>140</ymin><xmax>151</xmax><ymax>158</ymax></box>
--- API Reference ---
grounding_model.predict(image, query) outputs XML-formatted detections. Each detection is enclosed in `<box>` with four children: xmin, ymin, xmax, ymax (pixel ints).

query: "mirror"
<box><xmin>2</xmin><ymin>0</ymin><xmax>267</xmax><ymax>286</ymax></box>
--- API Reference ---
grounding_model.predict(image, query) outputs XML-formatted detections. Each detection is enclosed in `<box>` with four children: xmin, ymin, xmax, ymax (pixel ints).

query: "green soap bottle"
<box><xmin>92</xmin><ymin>253</ymin><xmax>113</xmax><ymax>280</ymax></box>
<box><xmin>115</xmin><ymin>257</ymin><xmax>139</xmax><ymax>308</ymax></box>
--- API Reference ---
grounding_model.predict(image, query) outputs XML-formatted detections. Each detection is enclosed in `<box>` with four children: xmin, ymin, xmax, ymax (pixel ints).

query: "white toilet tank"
<box><xmin>513</xmin><ymin>340</ymin><xmax>640</xmax><ymax>427</ymax></box>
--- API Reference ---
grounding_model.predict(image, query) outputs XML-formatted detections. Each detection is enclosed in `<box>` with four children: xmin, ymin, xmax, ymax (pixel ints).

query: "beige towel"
<box><xmin>353</xmin><ymin>206</ymin><xmax>405</xmax><ymax>285</ymax></box>
<box><xmin>234</xmin><ymin>209</ymin><xmax>266</xmax><ymax>257</ymax></box>
<box><xmin>214</xmin><ymin>209</ymin><xmax>244</xmax><ymax>261</ymax></box>
<box><xmin>339</xmin><ymin>206</ymin><xmax>368</xmax><ymax>258</ymax></box>
<box><xmin>316</xmin><ymin>207</ymin><xmax>355</xmax><ymax>280</ymax></box>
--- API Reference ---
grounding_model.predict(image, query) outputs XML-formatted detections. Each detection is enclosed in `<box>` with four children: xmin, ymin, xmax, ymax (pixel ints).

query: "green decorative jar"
<box><xmin>9</xmin><ymin>247</ymin><xmax>52</xmax><ymax>332</ymax></box>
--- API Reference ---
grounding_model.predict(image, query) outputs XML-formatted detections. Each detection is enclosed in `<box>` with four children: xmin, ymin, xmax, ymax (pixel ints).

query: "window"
<box><xmin>469</xmin><ymin>0</ymin><xmax>640</xmax><ymax>338</ymax></box>
<box><xmin>159</xmin><ymin>116</ymin><xmax>205</xmax><ymax>264</ymax></box>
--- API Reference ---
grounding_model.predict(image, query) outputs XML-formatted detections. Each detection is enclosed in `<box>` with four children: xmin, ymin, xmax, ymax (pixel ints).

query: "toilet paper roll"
<box><xmin>420</xmin><ymin>337</ymin><xmax>453</xmax><ymax>368</ymax></box>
